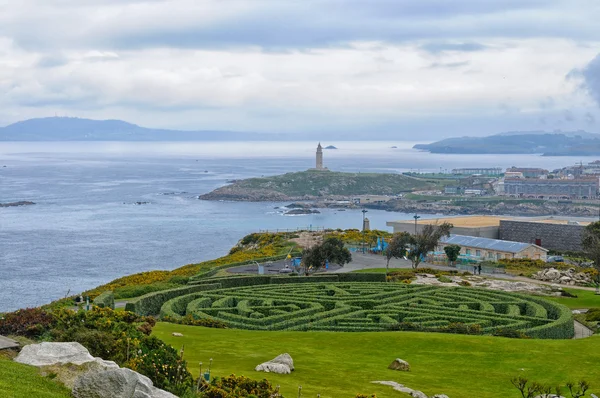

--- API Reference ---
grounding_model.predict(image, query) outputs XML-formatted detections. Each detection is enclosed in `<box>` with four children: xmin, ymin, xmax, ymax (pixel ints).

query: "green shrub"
<box><xmin>0</xmin><ymin>308</ymin><xmax>54</xmax><ymax>338</ymax></box>
<box><xmin>114</xmin><ymin>282</ymin><xmax>181</xmax><ymax>299</ymax></box>
<box><xmin>437</xmin><ymin>276</ymin><xmax>453</xmax><ymax>283</ymax></box>
<box><xmin>93</xmin><ymin>291</ymin><xmax>114</xmax><ymax>309</ymax></box>
<box><xmin>338</xmin><ymin>273</ymin><xmax>386</xmax><ymax>282</ymax></box>
<box><xmin>125</xmin><ymin>283</ymin><xmax>222</xmax><ymax>316</ymax></box>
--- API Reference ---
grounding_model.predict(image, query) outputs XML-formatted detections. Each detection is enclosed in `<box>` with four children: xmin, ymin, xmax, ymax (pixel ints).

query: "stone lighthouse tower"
<box><xmin>316</xmin><ymin>143</ymin><xmax>324</xmax><ymax>170</ymax></box>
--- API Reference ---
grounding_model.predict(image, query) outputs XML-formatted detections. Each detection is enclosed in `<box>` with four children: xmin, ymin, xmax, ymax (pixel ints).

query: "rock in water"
<box><xmin>255</xmin><ymin>353</ymin><xmax>294</xmax><ymax>374</ymax></box>
<box><xmin>73</xmin><ymin>368</ymin><xmax>177</xmax><ymax>398</ymax></box>
<box><xmin>15</xmin><ymin>342</ymin><xmax>96</xmax><ymax>366</ymax></box>
<box><xmin>388</xmin><ymin>358</ymin><xmax>410</xmax><ymax>371</ymax></box>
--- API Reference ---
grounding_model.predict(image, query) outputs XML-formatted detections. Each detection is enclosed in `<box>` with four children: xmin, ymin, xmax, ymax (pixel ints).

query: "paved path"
<box><xmin>573</xmin><ymin>320</ymin><xmax>595</xmax><ymax>339</ymax></box>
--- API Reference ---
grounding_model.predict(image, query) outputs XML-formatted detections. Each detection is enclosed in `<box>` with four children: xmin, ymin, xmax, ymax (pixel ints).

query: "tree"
<box><xmin>384</xmin><ymin>232</ymin><xmax>412</xmax><ymax>275</ymax></box>
<box><xmin>581</xmin><ymin>221</ymin><xmax>600</xmax><ymax>294</ymax></box>
<box><xmin>407</xmin><ymin>222</ymin><xmax>453</xmax><ymax>269</ymax></box>
<box><xmin>302</xmin><ymin>237</ymin><xmax>352</xmax><ymax>274</ymax></box>
<box><xmin>510</xmin><ymin>376</ymin><xmax>591</xmax><ymax>398</ymax></box>
<box><xmin>444</xmin><ymin>244</ymin><xmax>462</xmax><ymax>265</ymax></box>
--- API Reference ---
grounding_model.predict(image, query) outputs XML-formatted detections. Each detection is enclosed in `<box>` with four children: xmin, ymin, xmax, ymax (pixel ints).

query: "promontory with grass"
<box><xmin>199</xmin><ymin>169</ymin><xmax>438</xmax><ymax>201</ymax></box>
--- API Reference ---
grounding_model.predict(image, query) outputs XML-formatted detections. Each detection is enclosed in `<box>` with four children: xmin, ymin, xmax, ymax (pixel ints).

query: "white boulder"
<box><xmin>73</xmin><ymin>367</ymin><xmax>177</xmax><ymax>398</ymax></box>
<box><xmin>255</xmin><ymin>353</ymin><xmax>294</xmax><ymax>374</ymax></box>
<box><xmin>16</xmin><ymin>342</ymin><xmax>97</xmax><ymax>366</ymax></box>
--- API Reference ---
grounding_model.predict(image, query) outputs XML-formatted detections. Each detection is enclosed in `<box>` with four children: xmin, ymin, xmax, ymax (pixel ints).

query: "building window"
<box><xmin>476</xmin><ymin>250</ymin><xmax>481</xmax><ymax>257</ymax></box>
<box><xmin>466</xmin><ymin>249</ymin><xmax>471</xmax><ymax>255</ymax></box>
<box><xmin>496</xmin><ymin>253</ymin><xmax>502</xmax><ymax>260</ymax></box>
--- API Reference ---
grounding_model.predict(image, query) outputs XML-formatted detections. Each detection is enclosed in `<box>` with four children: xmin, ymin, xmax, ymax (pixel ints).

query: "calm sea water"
<box><xmin>1</xmin><ymin>141</ymin><xmax>597</xmax><ymax>311</ymax></box>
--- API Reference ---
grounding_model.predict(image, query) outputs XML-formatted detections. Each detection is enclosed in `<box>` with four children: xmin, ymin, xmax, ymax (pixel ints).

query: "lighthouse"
<box><xmin>316</xmin><ymin>143</ymin><xmax>324</xmax><ymax>170</ymax></box>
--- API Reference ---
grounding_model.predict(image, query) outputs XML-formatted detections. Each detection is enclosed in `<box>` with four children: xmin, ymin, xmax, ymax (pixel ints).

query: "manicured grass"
<box><xmin>546</xmin><ymin>288</ymin><xmax>600</xmax><ymax>309</ymax></box>
<box><xmin>0</xmin><ymin>358</ymin><xmax>71</xmax><ymax>398</ymax></box>
<box><xmin>153</xmin><ymin>323</ymin><xmax>600</xmax><ymax>398</ymax></box>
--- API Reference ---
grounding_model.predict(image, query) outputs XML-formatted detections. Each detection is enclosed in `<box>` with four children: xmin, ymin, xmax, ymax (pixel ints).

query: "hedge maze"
<box><xmin>156</xmin><ymin>282</ymin><xmax>574</xmax><ymax>339</ymax></box>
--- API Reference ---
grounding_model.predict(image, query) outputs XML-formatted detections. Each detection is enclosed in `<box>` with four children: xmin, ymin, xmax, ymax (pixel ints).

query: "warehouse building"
<box><xmin>387</xmin><ymin>215</ymin><xmax>592</xmax><ymax>252</ymax></box>
<box><xmin>503</xmin><ymin>177</ymin><xmax>598</xmax><ymax>199</ymax></box>
<box><xmin>436</xmin><ymin>235</ymin><xmax>548</xmax><ymax>261</ymax></box>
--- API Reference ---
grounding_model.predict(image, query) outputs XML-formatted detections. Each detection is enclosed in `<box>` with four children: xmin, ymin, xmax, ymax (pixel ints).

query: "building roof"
<box><xmin>387</xmin><ymin>215</ymin><xmax>596</xmax><ymax>228</ymax></box>
<box><xmin>441</xmin><ymin>234</ymin><xmax>548</xmax><ymax>253</ymax></box>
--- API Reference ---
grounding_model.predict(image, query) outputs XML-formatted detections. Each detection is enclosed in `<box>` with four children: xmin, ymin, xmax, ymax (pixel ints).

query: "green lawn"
<box><xmin>153</xmin><ymin>323</ymin><xmax>600</xmax><ymax>398</ymax></box>
<box><xmin>0</xmin><ymin>358</ymin><xmax>71</xmax><ymax>398</ymax></box>
<box><xmin>546</xmin><ymin>288</ymin><xmax>600</xmax><ymax>309</ymax></box>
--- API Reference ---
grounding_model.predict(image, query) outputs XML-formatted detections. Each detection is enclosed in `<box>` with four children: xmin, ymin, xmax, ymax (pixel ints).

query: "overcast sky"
<box><xmin>1</xmin><ymin>0</ymin><xmax>600</xmax><ymax>138</ymax></box>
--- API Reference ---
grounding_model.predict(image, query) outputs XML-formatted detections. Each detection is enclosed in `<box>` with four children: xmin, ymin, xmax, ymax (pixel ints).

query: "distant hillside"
<box><xmin>414</xmin><ymin>132</ymin><xmax>600</xmax><ymax>155</ymax></box>
<box><xmin>0</xmin><ymin>117</ymin><xmax>270</xmax><ymax>141</ymax></box>
<box><xmin>199</xmin><ymin>170</ymin><xmax>437</xmax><ymax>201</ymax></box>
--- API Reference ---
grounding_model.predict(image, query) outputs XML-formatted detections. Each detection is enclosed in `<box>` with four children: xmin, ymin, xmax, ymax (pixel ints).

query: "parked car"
<box><xmin>546</xmin><ymin>256</ymin><xmax>564</xmax><ymax>263</ymax></box>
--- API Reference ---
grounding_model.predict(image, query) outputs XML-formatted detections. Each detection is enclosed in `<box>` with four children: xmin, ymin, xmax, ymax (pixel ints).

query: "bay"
<box><xmin>1</xmin><ymin>141</ymin><xmax>597</xmax><ymax>311</ymax></box>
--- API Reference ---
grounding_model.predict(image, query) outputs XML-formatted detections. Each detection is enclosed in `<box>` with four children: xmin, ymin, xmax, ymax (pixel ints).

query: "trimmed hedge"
<box><xmin>93</xmin><ymin>291</ymin><xmax>114</xmax><ymax>309</ymax></box>
<box><xmin>189</xmin><ymin>253</ymin><xmax>300</xmax><ymax>280</ymax></box>
<box><xmin>337</xmin><ymin>273</ymin><xmax>386</xmax><ymax>282</ymax></box>
<box><xmin>125</xmin><ymin>283</ymin><xmax>222</xmax><ymax>316</ymax></box>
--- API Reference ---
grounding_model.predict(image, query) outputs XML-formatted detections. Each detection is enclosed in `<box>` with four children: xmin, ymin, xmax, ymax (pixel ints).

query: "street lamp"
<box><xmin>413</xmin><ymin>214</ymin><xmax>421</xmax><ymax>235</ymax></box>
<box><xmin>362</xmin><ymin>209</ymin><xmax>368</xmax><ymax>253</ymax></box>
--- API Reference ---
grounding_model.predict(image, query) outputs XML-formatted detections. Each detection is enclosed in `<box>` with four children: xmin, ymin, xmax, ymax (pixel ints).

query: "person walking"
<box><xmin>477</xmin><ymin>264</ymin><xmax>482</xmax><ymax>275</ymax></box>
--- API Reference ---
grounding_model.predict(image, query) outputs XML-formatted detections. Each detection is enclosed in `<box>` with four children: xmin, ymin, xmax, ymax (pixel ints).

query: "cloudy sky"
<box><xmin>1</xmin><ymin>0</ymin><xmax>600</xmax><ymax>138</ymax></box>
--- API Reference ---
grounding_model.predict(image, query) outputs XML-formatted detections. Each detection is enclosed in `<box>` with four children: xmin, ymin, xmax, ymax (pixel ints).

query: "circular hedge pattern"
<box><xmin>161</xmin><ymin>282</ymin><xmax>573</xmax><ymax>338</ymax></box>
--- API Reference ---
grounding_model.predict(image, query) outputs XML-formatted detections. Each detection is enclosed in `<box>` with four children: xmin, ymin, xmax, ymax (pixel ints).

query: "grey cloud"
<box><xmin>585</xmin><ymin>112</ymin><xmax>596</xmax><ymax>124</ymax></box>
<box><xmin>428</xmin><ymin>61</ymin><xmax>470</xmax><ymax>69</ymax></box>
<box><xmin>36</xmin><ymin>55</ymin><xmax>69</xmax><ymax>68</ymax></box>
<box><xmin>420</xmin><ymin>42</ymin><xmax>488</xmax><ymax>54</ymax></box>
<box><xmin>581</xmin><ymin>53</ymin><xmax>600</xmax><ymax>107</ymax></box>
<box><xmin>1</xmin><ymin>0</ymin><xmax>594</xmax><ymax>51</ymax></box>
<box><xmin>563</xmin><ymin>109</ymin><xmax>575</xmax><ymax>121</ymax></box>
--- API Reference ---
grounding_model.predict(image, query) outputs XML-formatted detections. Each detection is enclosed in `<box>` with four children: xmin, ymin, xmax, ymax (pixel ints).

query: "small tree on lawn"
<box><xmin>302</xmin><ymin>237</ymin><xmax>352</xmax><ymax>274</ymax></box>
<box><xmin>582</xmin><ymin>221</ymin><xmax>600</xmax><ymax>294</ymax></box>
<box><xmin>444</xmin><ymin>244</ymin><xmax>462</xmax><ymax>265</ymax></box>
<box><xmin>384</xmin><ymin>232</ymin><xmax>412</xmax><ymax>276</ymax></box>
<box><xmin>408</xmin><ymin>222</ymin><xmax>453</xmax><ymax>269</ymax></box>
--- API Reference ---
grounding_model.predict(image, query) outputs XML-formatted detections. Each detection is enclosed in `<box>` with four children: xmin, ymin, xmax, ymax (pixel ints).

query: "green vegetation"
<box><xmin>151</xmin><ymin>282</ymin><xmax>573</xmax><ymax>338</ymax></box>
<box><xmin>0</xmin><ymin>358</ymin><xmax>71</xmax><ymax>398</ymax></box>
<box><xmin>201</xmin><ymin>170</ymin><xmax>439</xmax><ymax>200</ymax></box>
<box><xmin>92</xmin><ymin>290</ymin><xmax>114</xmax><ymax>309</ymax></box>
<box><xmin>301</xmin><ymin>237</ymin><xmax>352</xmax><ymax>273</ymax></box>
<box><xmin>153</xmin><ymin>323</ymin><xmax>600</xmax><ymax>398</ymax></box>
<box><xmin>83</xmin><ymin>232</ymin><xmax>299</xmax><ymax>299</ymax></box>
<box><xmin>545</xmin><ymin>288</ymin><xmax>600</xmax><ymax>309</ymax></box>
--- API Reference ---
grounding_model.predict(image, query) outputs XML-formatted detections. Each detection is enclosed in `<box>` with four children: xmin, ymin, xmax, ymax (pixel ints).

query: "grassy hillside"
<box><xmin>154</xmin><ymin>323</ymin><xmax>600</xmax><ymax>398</ymax></box>
<box><xmin>200</xmin><ymin>170</ymin><xmax>438</xmax><ymax>200</ymax></box>
<box><xmin>0</xmin><ymin>358</ymin><xmax>71</xmax><ymax>398</ymax></box>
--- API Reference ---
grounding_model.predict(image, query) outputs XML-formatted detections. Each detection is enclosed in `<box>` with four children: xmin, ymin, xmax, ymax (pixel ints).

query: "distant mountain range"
<box><xmin>413</xmin><ymin>131</ymin><xmax>600</xmax><ymax>156</ymax></box>
<box><xmin>0</xmin><ymin>117</ymin><xmax>274</xmax><ymax>141</ymax></box>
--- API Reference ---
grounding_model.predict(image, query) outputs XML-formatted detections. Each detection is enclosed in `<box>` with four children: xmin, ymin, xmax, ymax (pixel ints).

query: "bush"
<box><xmin>437</xmin><ymin>276</ymin><xmax>453</xmax><ymax>283</ymax></box>
<box><xmin>493</xmin><ymin>328</ymin><xmax>529</xmax><ymax>339</ymax></box>
<box><xmin>93</xmin><ymin>291</ymin><xmax>114</xmax><ymax>309</ymax></box>
<box><xmin>338</xmin><ymin>273</ymin><xmax>386</xmax><ymax>282</ymax></box>
<box><xmin>125</xmin><ymin>283</ymin><xmax>222</xmax><ymax>316</ymax></box>
<box><xmin>458</xmin><ymin>280</ymin><xmax>471</xmax><ymax>287</ymax></box>
<box><xmin>195</xmin><ymin>374</ymin><xmax>282</xmax><ymax>398</ymax></box>
<box><xmin>162</xmin><ymin>315</ymin><xmax>228</xmax><ymax>329</ymax></box>
<box><xmin>0</xmin><ymin>308</ymin><xmax>54</xmax><ymax>338</ymax></box>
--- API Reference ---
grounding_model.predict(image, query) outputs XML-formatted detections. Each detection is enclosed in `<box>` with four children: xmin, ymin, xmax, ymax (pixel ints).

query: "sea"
<box><xmin>1</xmin><ymin>141</ymin><xmax>598</xmax><ymax>312</ymax></box>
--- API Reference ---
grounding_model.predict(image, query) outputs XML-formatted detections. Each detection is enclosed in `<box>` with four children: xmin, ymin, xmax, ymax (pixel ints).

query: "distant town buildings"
<box><xmin>505</xmin><ymin>167</ymin><xmax>548</xmax><ymax>178</ymax></box>
<box><xmin>503</xmin><ymin>177</ymin><xmax>598</xmax><ymax>199</ymax></box>
<box><xmin>451</xmin><ymin>167</ymin><xmax>502</xmax><ymax>176</ymax></box>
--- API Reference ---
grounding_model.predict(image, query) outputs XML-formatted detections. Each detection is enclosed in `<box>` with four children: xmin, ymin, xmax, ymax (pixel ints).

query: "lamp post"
<box><xmin>413</xmin><ymin>214</ymin><xmax>420</xmax><ymax>235</ymax></box>
<box><xmin>362</xmin><ymin>209</ymin><xmax>368</xmax><ymax>253</ymax></box>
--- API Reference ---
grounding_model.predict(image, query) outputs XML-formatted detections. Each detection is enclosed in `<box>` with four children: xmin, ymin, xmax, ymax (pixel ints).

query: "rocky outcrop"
<box><xmin>532</xmin><ymin>268</ymin><xmax>592</xmax><ymax>286</ymax></box>
<box><xmin>14</xmin><ymin>342</ymin><xmax>174</xmax><ymax>398</ymax></box>
<box><xmin>73</xmin><ymin>368</ymin><xmax>176</xmax><ymax>398</ymax></box>
<box><xmin>15</xmin><ymin>342</ymin><xmax>102</xmax><ymax>367</ymax></box>
<box><xmin>0</xmin><ymin>201</ymin><xmax>35</xmax><ymax>207</ymax></box>
<box><xmin>255</xmin><ymin>353</ymin><xmax>294</xmax><ymax>374</ymax></box>
<box><xmin>372</xmin><ymin>381</ymin><xmax>447</xmax><ymax>398</ymax></box>
<box><xmin>284</xmin><ymin>208</ymin><xmax>321</xmax><ymax>215</ymax></box>
<box><xmin>388</xmin><ymin>358</ymin><xmax>410</xmax><ymax>371</ymax></box>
